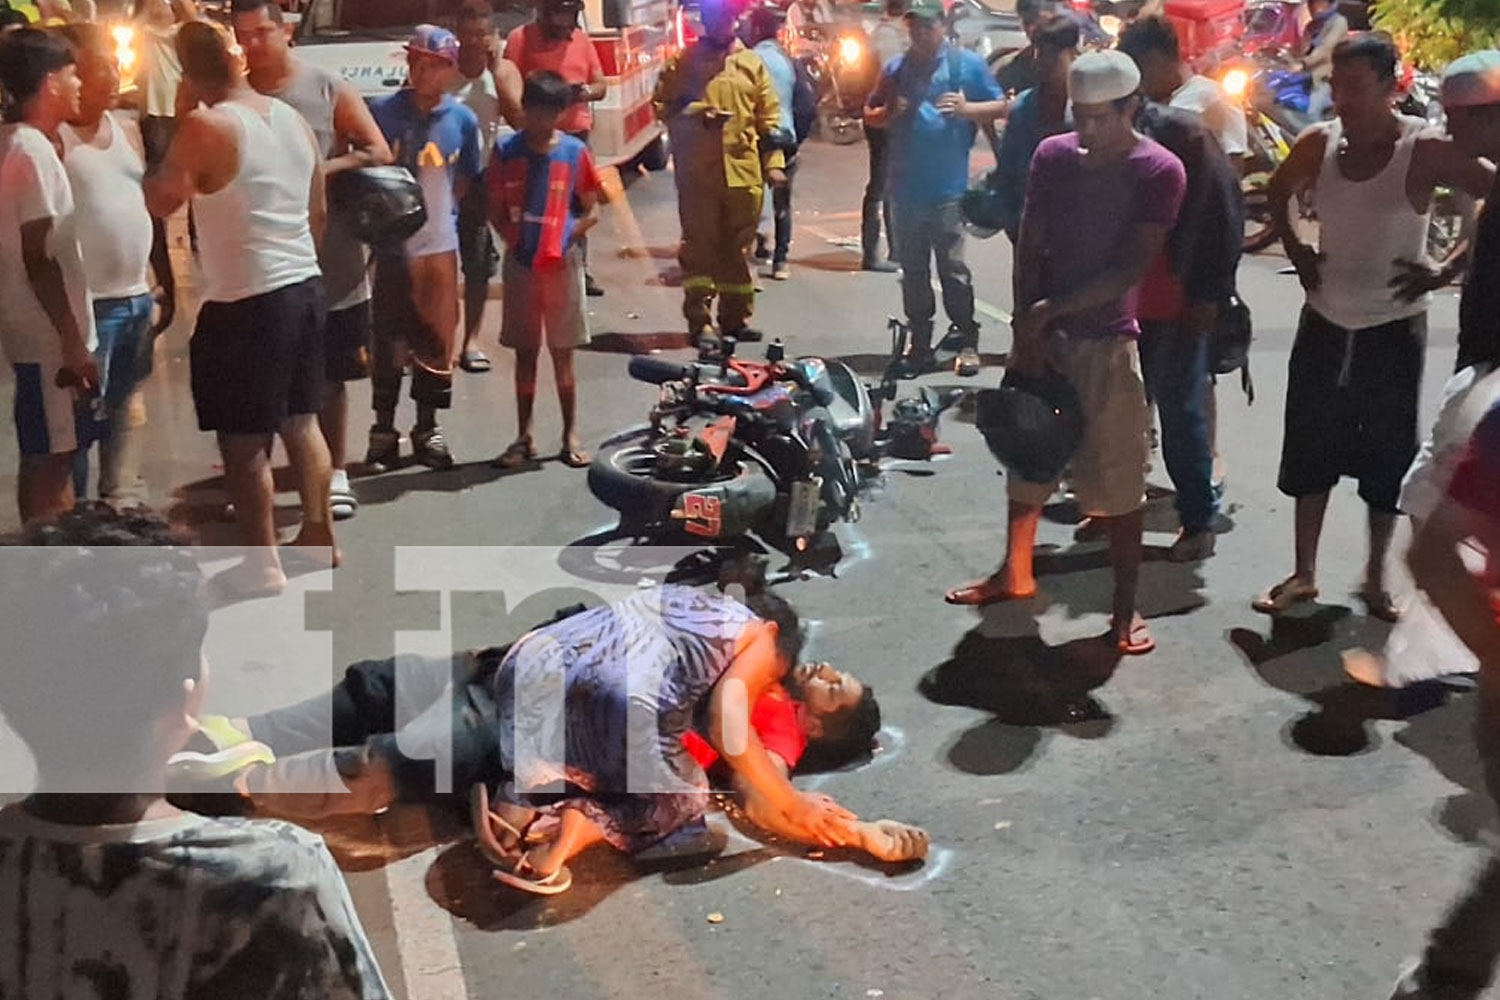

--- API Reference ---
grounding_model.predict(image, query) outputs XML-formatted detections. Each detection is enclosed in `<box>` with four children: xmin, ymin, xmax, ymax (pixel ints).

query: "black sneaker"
<box><xmin>894</xmin><ymin>350</ymin><xmax>937</xmax><ymax>380</ymax></box>
<box><xmin>584</xmin><ymin>273</ymin><xmax>605</xmax><ymax>297</ymax></box>
<box><xmin>862</xmin><ymin>259</ymin><xmax>899</xmax><ymax>273</ymax></box>
<box><xmin>364</xmin><ymin>426</ymin><xmax>401</xmax><ymax>473</ymax></box>
<box><xmin>411</xmin><ymin>426</ymin><xmax>455</xmax><ymax>469</ymax></box>
<box><xmin>727</xmin><ymin>328</ymin><xmax>764</xmax><ymax>343</ymax></box>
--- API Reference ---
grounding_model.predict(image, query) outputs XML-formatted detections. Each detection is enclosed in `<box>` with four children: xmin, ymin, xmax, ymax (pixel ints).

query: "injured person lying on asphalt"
<box><xmin>168</xmin><ymin>561</ymin><xmax>929</xmax><ymax>894</ymax></box>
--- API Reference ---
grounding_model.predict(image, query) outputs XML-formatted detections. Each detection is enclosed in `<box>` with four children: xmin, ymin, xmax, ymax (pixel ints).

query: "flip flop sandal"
<box><xmin>459</xmin><ymin>350</ymin><xmax>492</xmax><ymax>373</ymax></box>
<box><xmin>329</xmin><ymin>488</ymin><xmax>358</xmax><ymax>521</ymax></box>
<box><xmin>1252</xmin><ymin>578</ymin><xmax>1319</xmax><ymax>615</ymax></box>
<box><xmin>944</xmin><ymin>580</ymin><xmax>1037</xmax><ymax>606</ymax></box>
<box><xmin>469</xmin><ymin>783</ymin><xmax>527</xmax><ymax>867</ymax></box>
<box><xmin>492</xmin><ymin>440</ymin><xmax>538</xmax><ymax>470</ymax></box>
<box><xmin>559</xmin><ymin>447</ymin><xmax>592</xmax><ymax>469</ymax></box>
<box><xmin>1355</xmin><ymin>588</ymin><xmax>1402</xmax><ymax>624</ymax></box>
<box><xmin>491</xmin><ymin>852</ymin><xmax>574</xmax><ymax>896</ymax></box>
<box><xmin>1115</xmin><ymin>619</ymin><xmax>1157</xmax><ymax>656</ymax></box>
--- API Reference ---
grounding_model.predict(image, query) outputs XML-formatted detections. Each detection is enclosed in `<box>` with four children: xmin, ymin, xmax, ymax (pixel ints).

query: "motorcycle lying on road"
<box><xmin>589</xmin><ymin>339</ymin><xmax>876</xmax><ymax>555</ymax></box>
<box><xmin>589</xmin><ymin>334</ymin><xmax>962</xmax><ymax>556</ymax></box>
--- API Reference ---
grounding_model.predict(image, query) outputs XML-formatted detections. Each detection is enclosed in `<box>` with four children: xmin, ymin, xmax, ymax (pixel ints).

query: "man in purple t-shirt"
<box><xmin>945</xmin><ymin>50</ymin><xmax>1185</xmax><ymax>657</ymax></box>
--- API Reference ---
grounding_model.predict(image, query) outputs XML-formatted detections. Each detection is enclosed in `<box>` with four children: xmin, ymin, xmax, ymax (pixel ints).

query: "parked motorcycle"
<box><xmin>794</xmin><ymin>24</ymin><xmax>878</xmax><ymax>145</ymax></box>
<box><xmin>589</xmin><ymin>339</ymin><xmax>877</xmax><ymax>552</ymax></box>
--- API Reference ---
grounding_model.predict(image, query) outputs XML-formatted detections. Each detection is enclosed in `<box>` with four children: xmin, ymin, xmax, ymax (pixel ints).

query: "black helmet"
<box><xmin>960</xmin><ymin>170</ymin><xmax>1005</xmax><ymax>239</ymax></box>
<box><xmin>327</xmin><ymin>165</ymin><xmax>427</xmax><ymax>249</ymax></box>
<box><xmin>974</xmin><ymin>367</ymin><xmax>1084</xmax><ymax>485</ymax></box>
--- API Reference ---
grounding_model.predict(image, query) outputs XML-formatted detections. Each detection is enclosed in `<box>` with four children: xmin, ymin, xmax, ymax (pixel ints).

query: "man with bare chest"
<box><xmin>1254</xmin><ymin>35</ymin><xmax>1492</xmax><ymax>625</ymax></box>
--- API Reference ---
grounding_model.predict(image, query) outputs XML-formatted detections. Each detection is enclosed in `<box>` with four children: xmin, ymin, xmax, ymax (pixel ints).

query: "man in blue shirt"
<box><xmin>748</xmin><ymin>3</ymin><xmax>807</xmax><ymax>281</ymax></box>
<box><xmin>366</xmin><ymin>25</ymin><xmax>483</xmax><ymax>471</ymax></box>
<box><xmin>866</xmin><ymin>8</ymin><xmax>1006</xmax><ymax>378</ymax></box>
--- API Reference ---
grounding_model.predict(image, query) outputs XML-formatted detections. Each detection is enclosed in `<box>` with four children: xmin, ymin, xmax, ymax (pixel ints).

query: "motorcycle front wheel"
<box><xmin>587</xmin><ymin>436</ymin><xmax>777</xmax><ymax>539</ymax></box>
<box><xmin>1241</xmin><ymin>182</ymin><xmax>1279</xmax><ymax>255</ymax></box>
<box><xmin>820</xmin><ymin>109</ymin><xmax>863</xmax><ymax>145</ymax></box>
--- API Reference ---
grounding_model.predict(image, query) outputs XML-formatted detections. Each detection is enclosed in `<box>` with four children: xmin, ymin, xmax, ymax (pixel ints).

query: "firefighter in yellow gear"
<box><xmin>653</xmin><ymin>0</ymin><xmax>786</xmax><ymax>342</ymax></box>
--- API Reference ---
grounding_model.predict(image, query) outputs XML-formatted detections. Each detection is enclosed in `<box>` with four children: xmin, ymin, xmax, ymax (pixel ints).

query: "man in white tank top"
<box><xmin>233</xmin><ymin>0</ymin><xmax>393</xmax><ymax>523</ymax></box>
<box><xmin>144</xmin><ymin>20</ymin><xmax>336</xmax><ymax>596</ymax></box>
<box><xmin>1255</xmin><ymin>35</ymin><xmax>1491</xmax><ymax>625</ymax></box>
<box><xmin>59</xmin><ymin>24</ymin><xmax>173</xmax><ymax>508</ymax></box>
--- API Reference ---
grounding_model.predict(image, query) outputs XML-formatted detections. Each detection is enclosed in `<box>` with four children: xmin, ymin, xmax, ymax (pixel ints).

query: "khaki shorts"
<box><xmin>500</xmin><ymin>248</ymin><xmax>591</xmax><ymax>351</ymax></box>
<box><xmin>1007</xmin><ymin>334</ymin><xmax>1149</xmax><ymax>518</ymax></box>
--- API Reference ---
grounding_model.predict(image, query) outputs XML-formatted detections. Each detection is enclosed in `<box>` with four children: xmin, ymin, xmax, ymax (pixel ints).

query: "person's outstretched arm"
<box><xmin>730</xmin><ymin>754</ymin><xmax>929</xmax><ymax>862</ymax></box>
<box><xmin>708</xmin><ymin>622</ymin><xmax>852</xmax><ymax>845</ymax></box>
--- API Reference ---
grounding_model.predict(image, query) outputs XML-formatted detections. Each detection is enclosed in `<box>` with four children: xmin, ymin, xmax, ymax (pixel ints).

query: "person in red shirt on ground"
<box><xmin>504</xmin><ymin>0</ymin><xmax>609</xmax><ymax>297</ymax></box>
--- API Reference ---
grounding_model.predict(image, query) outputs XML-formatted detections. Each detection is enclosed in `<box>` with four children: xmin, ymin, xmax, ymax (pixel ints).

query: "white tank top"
<box><xmin>60</xmin><ymin>112</ymin><xmax>154</xmax><ymax>300</ymax></box>
<box><xmin>194</xmin><ymin>98</ymin><xmax>321</xmax><ymax>304</ymax></box>
<box><xmin>1307</xmin><ymin>115</ymin><xmax>1431</xmax><ymax>331</ymax></box>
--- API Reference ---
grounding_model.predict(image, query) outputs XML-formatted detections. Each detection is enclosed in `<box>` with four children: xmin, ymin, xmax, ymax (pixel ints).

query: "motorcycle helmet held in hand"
<box><xmin>974</xmin><ymin>367</ymin><xmax>1084</xmax><ymax>485</ymax></box>
<box><xmin>327</xmin><ymin>166</ymin><xmax>427</xmax><ymax>249</ymax></box>
<box><xmin>960</xmin><ymin>170</ymin><xmax>1005</xmax><ymax>239</ymax></box>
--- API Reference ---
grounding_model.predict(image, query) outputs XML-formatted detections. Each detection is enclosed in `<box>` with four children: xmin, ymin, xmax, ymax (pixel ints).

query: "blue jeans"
<box><xmin>1139</xmin><ymin>320</ymin><xmax>1217</xmax><ymax>533</ymax></box>
<box><xmin>74</xmin><ymin>294</ymin><xmax>154</xmax><ymax>500</ymax></box>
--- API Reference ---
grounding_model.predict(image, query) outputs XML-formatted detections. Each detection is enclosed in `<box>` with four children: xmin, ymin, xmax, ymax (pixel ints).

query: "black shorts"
<box><xmin>191</xmin><ymin>277</ymin><xmax>326</xmax><ymax>435</ymax></box>
<box><xmin>458</xmin><ymin>185</ymin><xmax>496</xmax><ymax>287</ymax></box>
<box><xmin>325</xmin><ymin>299</ymin><xmax>373</xmax><ymax>383</ymax></box>
<box><xmin>1277</xmin><ymin>306</ymin><xmax>1425</xmax><ymax>512</ymax></box>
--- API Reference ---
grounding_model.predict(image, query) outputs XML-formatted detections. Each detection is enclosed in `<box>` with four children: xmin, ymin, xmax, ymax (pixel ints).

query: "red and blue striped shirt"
<box><xmin>485</xmin><ymin>132</ymin><xmax>600</xmax><ymax>270</ymax></box>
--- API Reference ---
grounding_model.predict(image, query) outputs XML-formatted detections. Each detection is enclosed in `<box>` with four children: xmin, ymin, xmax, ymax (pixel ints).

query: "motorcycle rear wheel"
<box><xmin>588</xmin><ymin>437</ymin><xmax>776</xmax><ymax>538</ymax></box>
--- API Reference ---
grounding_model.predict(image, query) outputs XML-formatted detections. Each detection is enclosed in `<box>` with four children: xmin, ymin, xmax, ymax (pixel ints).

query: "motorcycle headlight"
<box><xmin>1221</xmin><ymin>68</ymin><xmax>1248</xmax><ymax>99</ymax></box>
<box><xmin>111</xmin><ymin>23</ymin><xmax>137</xmax><ymax>81</ymax></box>
<box><xmin>837</xmin><ymin>35</ymin><xmax>863</xmax><ymax>67</ymax></box>
<box><xmin>1098</xmin><ymin>13</ymin><xmax>1121</xmax><ymax>36</ymax></box>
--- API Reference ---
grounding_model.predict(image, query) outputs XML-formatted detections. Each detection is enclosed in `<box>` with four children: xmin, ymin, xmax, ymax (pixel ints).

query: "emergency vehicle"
<box><xmin>289</xmin><ymin>0</ymin><xmax>676</xmax><ymax>169</ymax></box>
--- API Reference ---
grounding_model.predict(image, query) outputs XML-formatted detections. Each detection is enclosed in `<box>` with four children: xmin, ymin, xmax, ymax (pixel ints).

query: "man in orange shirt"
<box><xmin>504</xmin><ymin>0</ymin><xmax>608</xmax><ymax>296</ymax></box>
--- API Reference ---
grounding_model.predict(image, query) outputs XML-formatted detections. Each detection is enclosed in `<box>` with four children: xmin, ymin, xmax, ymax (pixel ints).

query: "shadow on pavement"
<box><xmin>583</xmin><ymin>331</ymin><xmax>695</xmax><ymax>354</ymax></box>
<box><xmin>1229</xmin><ymin>604</ymin><xmax>1471</xmax><ymax>758</ymax></box>
<box><xmin>427</xmin><ymin>840</ymin><xmax>636</xmax><ymax>930</ymax></box>
<box><xmin>919</xmin><ymin>626</ymin><xmax>1122</xmax><ymax>776</ymax></box>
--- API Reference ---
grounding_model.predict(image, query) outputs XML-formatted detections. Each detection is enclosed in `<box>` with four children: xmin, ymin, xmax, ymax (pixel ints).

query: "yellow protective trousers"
<box><xmin>677</xmin><ymin>182</ymin><xmax>763</xmax><ymax>337</ymax></box>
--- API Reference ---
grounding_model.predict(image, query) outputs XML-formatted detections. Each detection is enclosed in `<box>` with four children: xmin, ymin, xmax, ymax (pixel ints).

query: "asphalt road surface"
<box><xmin>0</xmin><ymin>137</ymin><xmax>1488</xmax><ymax>1000</ymax></box>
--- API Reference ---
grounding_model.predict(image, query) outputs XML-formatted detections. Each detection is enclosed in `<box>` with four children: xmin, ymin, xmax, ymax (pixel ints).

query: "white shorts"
<box><xmin>1398</xmin><ymin>363</ymin><xmax>1500</xmax><ymax>520</ymax></box>
<box><xmin>12</xmin><ymin>361</ymin><xmax>104</xmax><ymax>456</ymax></box>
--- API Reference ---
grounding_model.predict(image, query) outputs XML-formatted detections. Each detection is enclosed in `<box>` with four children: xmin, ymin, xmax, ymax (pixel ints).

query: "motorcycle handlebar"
<box><xmin>627</xmin><ymin>355</ymin><xmax>694</xmax><ymax>385</ymax></box>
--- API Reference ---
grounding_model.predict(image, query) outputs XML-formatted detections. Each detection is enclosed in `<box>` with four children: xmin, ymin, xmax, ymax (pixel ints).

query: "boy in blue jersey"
<box><xmin>486</xmin><ymin>70</ymin><xmax>601</xmax><ymax>470</ymax></box>
<box><xmin>366</xmin><ymin>26</ymin><xmax>483</xmax><ymax>471</ymax></box>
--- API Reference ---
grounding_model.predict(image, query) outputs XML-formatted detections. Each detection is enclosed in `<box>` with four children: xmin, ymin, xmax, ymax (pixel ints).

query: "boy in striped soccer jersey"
<box><xmin>486</xmin><ymin>70</ymin><xmax>600</xmax><ymax>471</ymax></box>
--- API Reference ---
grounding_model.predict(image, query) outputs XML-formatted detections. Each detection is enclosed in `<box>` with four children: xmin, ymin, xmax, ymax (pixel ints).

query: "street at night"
<box><xmin>0</xmin><ymin>130</ymin><xmax>1491</xmax><ymax>999</ymax></box>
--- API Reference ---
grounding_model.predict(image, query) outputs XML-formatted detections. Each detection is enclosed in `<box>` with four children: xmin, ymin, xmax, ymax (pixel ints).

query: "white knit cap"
<box><xmin>1069</xmin><ymin>49</ymin><xmax>1142</xmax><ymax>105</ymax></box>
<box><xmin>1442</xmin><ymin>50</ymin><xmax>1500</xmax><ymax>108</ymax></box>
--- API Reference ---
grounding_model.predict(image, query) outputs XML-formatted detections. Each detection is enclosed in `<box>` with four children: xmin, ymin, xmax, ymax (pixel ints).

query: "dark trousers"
<box><xmin>1414</xmin><ymin>696</ymin><xmax>1500</xmax><ymax>998</ymax></box>
<box><xmin>862</xmin><ymin>127</ymin><xmax>893</xmax><ymax>263</ymax></box>
<box><xmin>247</xmin><ymin>649</ymin><xmax>504</xmax><ymax>808</ymax></box>
<box><xmin>771</xmin><ymin>155</ymin><xmax>798</xmax><ymax>265</ymax></box>
<box><xmin>891</xmin><ymin>198</ymin><xmax>977</xmax><ymax>350</ymax></box>
<box><xmin>1140</xmin><ymin>320</ymin><xmax>1217</xmax><ymax>533</ymax></box>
